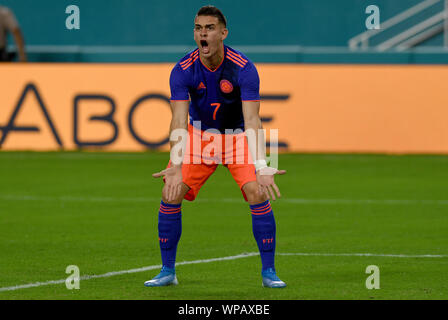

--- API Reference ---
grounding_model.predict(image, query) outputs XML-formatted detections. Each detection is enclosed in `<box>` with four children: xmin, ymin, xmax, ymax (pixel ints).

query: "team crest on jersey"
<box><xmin>220</xmin><ymin>80</ymin><xmax>233</xmax><ymax>93</ymax></box>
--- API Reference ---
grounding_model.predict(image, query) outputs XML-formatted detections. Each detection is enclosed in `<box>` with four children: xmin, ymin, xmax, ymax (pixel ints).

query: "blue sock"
<box><xmin>250</xmin><ymin>200</ymin><xmax>276</xmax><ymax>272</ymax></box>
<box><xmin>158</xmin><ymin>201</ymin><xmax>182</xmax><ymax>269</ymax></box>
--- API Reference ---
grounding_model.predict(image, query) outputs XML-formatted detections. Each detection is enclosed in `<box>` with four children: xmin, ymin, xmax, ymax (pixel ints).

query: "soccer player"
<box><xmin>144</xmin><ymin>5</ymin><xmax>287</xmax><ymax>288</ymax></box>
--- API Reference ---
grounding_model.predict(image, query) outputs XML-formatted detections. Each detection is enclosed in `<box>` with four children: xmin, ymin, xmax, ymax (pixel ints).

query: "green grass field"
<box><xmin>0</xmin><ymin>152</ymin><xmax>447</xmax><ymax>300</ymax></box>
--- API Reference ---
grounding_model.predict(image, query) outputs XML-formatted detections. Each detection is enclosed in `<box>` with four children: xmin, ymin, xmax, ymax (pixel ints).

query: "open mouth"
<box><xmin>200</xmin><ymin>40</ymin><xmax>210</xmax><ymax>54</ymax></box>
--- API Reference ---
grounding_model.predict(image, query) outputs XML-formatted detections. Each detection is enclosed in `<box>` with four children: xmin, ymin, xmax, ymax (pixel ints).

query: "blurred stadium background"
<box><xmin>1</xmin><ymin>0</ymin><xmax>448</xmax><ymax>153</ymax></box>
<box><xmin>0</xmin><ymin>0</ymin><xmax>447</xmax><ymax>300</ymax></box>
<box><xmin>3</xmin><ymin>0</ymin><xmax>448</xmax><ymax>63</ymax></box>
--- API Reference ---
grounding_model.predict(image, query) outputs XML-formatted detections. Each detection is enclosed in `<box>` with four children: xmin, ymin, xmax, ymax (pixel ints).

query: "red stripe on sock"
<box><xmin>251</xmin><ymin>209</ymin><xmax>271</xmax><ymax>215</ymax></box>
<box><xmin>160</xmin><ymin>208</ymin><xmax>181</xmax><ymax>214</ymax></box>
<box><xmin>251</xmin><ymin>203</ymin><xmax>271</xmax><ymax>212</ymax></box>
<box><xmin>160</xmin><ymin>205</ymin><xmax>181</xmax><ymax>210</ymax></box>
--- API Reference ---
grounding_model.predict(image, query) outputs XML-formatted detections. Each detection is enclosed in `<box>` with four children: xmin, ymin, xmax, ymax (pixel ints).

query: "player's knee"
<box><xmin>243</xmin><ymin>182</ymin><xmax>267</xmax><ymax>204</ymax></box>
<box><xmin>161</xmin><ymin>196</ymin><xmax>183</xmax><ymax>205</ymax></box>
<box><xmin>161</xmin><ymin>186</ymin><xmax>185</xmax><ymax>205</ymax></box>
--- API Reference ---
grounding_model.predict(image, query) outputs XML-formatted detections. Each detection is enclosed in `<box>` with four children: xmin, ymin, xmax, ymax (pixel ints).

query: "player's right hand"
<box><xmin>153</xmin><ymin>166</ymin><xmax>183</xmax><ymax>202</ymax></box>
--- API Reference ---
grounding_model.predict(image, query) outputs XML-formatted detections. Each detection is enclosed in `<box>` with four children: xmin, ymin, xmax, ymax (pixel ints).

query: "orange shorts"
<box><xmin>166</xmin><ymin>124</ymin><xmax>256</xmax><ymax>201</ymax></box>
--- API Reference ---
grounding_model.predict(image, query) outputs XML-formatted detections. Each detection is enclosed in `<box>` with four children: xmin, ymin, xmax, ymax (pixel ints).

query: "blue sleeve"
<box><xmin>170</xmin><ymin>64</ymin><xmax>190</xmax><ymax>100</ymax></box>
<box><xmin>238</xmin><ymin>62</ymin><xmax>260</xmax><ymax>101</ymax></box>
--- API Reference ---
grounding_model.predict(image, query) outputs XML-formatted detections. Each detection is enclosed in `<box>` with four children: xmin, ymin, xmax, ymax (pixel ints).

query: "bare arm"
<box><xmin>242</xmin><ymin>100</ymin><xmax>286</xmax><ymax>200</ymax></box>
<box><xmin>242</xmin><ymin>100</ymin><xmax>266</xmax><ymax>168</ymax></box>
<box><xmin>11</xmin><ymin>28</ymin><xmax>27</xmax><ymax>62</ymax></box>
<box><xmin>2</xmin><ymin>7</ymin><xmax>26</xmax><ymax>62</ymax></box>
<box><xmin>168</xmin><ymin>100</ymin><xmax>189</xmax><ymax>167</ymax></box>
<box><xmin>152</xmin><ymin>100</ymin><xmax>189</xmax><ymax>201</ymax></box>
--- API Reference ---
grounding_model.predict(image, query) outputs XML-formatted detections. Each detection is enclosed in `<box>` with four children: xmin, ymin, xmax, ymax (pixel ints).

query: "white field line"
<box><xmin>1</xmin><ymin>194</ymin><xmax>448</xmax><ymax>205</ymax></box>
<box><xmin>0</xmin><ymin>251</ymin><xmax>446</xmax><ymax>293</ymax></box>
<box><xmin>0</xmin><ymin>253</ymin><xmax>258</xmax><ymax>293</ymax></box>
<box><xmin>276</xmin><ymin>253</ymin><xmax>448</xmax><ymax>258</ymax></box>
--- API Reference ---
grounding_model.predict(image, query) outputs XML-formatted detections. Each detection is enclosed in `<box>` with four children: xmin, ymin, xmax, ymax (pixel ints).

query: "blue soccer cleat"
<box><xmin>144</xmin><ymin>266</ymin><xmax>178</xmax><ymax>287</ymax></box>
<box><xmin>261</xmin><ymin>268</ymin><xmax>287</xmax><ymax>288</ymax></box>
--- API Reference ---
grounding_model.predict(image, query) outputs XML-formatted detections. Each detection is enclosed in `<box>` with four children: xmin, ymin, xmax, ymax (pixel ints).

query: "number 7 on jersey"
<box><xmin>211</xmin><ymin>103</ymin><xmax>221</xmax><ymax>120</ymax></box>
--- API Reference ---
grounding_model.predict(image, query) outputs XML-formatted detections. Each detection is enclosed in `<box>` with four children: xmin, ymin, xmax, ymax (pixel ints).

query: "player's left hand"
<box><xmin>152</xmin><ymin>166</ymin><xmax>183</xmax><ymax>202</ymax></box>
<box><xmin>256</xmin><ymin>167</ymin><xmax>286</xmax><ymax>201</ymax></box>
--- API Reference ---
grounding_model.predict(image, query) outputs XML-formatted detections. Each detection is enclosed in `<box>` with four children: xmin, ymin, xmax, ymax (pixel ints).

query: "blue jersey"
<box><xmin>170</xmin><ymin>45</ymin><xmax>260</xmax><ymax>133</ymax></box>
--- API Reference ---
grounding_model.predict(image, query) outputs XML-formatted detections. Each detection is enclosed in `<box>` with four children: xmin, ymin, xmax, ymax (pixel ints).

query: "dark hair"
<box><xmin>196</xmin><ymin>5</ymin><xmax>227</xmax><ymax>27</ymax></box>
